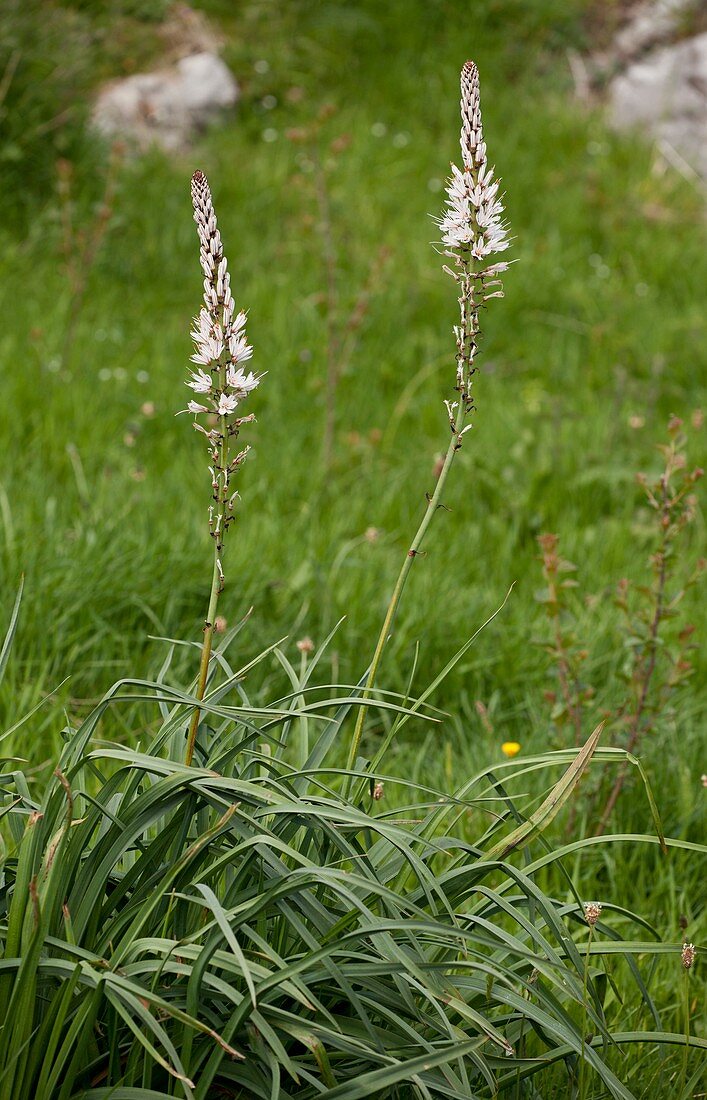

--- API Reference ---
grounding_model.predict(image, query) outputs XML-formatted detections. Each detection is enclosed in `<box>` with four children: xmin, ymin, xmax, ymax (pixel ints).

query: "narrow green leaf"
<box><xmin>484</xmin><ymin>723</ymin><xmax>604</xmax><ymax>860</ymax></box>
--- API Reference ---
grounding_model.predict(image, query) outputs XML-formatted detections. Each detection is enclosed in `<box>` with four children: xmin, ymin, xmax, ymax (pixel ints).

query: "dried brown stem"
<box><xmin>596</xmin><ymin>477</ymin><xmax>670</xmax><ymax>834</ymax></box>
<box><xmin>58</xmin><ymin>143</ymin><xmax>122</xmax><ymax>369</ymax></box>
<box><xmin>314</xmin><ymin>149</ymin><xmax>340</xmax><ymax>473</ymax></box>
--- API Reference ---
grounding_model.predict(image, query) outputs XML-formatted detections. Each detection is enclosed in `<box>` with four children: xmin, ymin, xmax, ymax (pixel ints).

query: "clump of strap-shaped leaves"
<box><xmin>0</xmin><ymin>596</ymin><xmax>704</xmax><ymax>1100</ymax></box>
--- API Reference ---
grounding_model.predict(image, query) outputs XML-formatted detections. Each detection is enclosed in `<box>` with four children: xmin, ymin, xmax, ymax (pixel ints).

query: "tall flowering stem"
<box><xmin>346</xmin><ymin>61</ymin><xmax>510</xmax><ymax>777</ymax></box>
<box><xmin>184</xmin><ymin>171</ymin><xmax>260</xmax><ymax>766</ymax></box>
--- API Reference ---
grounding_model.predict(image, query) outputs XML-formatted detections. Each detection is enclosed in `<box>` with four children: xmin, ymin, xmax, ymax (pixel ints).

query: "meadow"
<box><xmin>0</xmin><ymin>1</ymin><xmax>705</xmax><ymax>1096</ymax></box>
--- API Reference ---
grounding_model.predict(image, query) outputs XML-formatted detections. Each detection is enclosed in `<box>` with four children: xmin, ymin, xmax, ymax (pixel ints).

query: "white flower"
<box><xmin>227</xmin><ymin>332</ymin><xmax>253</xmax><ymax>363</ymax></box>
<box><xmin>190</xmin><ymin>309</ymin><xmax>211</xmax><ymax>343</ymax></box>
<box><xmin>482</xmin><ymin>261</ymin><xmax>510</xmax><ymax>276</ymax></box>
<box><xmin>190</xmin><ymin>310</ymin><xmax>224</xmax><ymax>365</ymax></box>
<box><xmin>440</xmin><ymin>164</ymin><xmax>509</xmax><ymax>256</ymax></box>
<box><xmin>226</xmin><ymin>367</ymin><xmax>259</xmax><ymax>394</ymax></box>
<box><xmin>187</xmin><ymin>400</ymin><xmax>209</xmax><ymax>414</ymax></box>
<box><xmin>217</xmin><ymin>392</ymin><xmax>239</xmax><ymax>416</ymax></box>
<box><xmin>187</xmin><ymin>368</ymin><xmax>213</xmax><ymax>394</ymax></box>
<box><xmin>216</xmin><ymin>257</ymin><xmax>229</xmax><ymax>300</ymax></box>
<box><xmin>231</xmin><ymin>310</ymin><xmax>247</xmax><ymax>335</ymax></box>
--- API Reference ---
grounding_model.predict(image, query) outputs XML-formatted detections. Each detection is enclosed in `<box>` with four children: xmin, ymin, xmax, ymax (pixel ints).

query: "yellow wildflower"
<box><xmin>501</xmin><ymin>742</ymin><xmax>521</xmax><ymax>758</ymax></box>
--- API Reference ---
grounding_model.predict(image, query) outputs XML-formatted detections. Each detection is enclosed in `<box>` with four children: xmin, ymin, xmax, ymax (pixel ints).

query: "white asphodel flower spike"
<box><xmin>346</xmin><ymin>62</ymin><xmax>513</xmax><ymax>777</ymax></box>
<box><xmin>436</xmin><ymin>61</ymin><xmax>511</xmax><ymax>422</ymax></box>
<box><xmin>186</xmin><ymin>170</ymin><xmax>262</xmax><ymax>582</ymax></box>
<box><xmin>440</xmin><ymin>60</ymin><xmax>510</xmax><ymax>259</ymax></box>
<box><xmin>184</xmin><ymin>171</ymin><xmax>263</xmax><ymax>766</ymax></box>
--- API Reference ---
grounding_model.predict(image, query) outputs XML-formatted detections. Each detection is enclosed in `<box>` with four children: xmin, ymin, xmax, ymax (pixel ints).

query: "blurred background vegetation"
<box><xmin>0</xmin><ymin>0</ymin><xmax>704</xmax><ymax>827</ymax></box>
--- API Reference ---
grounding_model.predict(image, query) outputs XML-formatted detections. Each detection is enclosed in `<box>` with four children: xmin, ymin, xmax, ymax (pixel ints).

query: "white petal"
<box><xmin>217</xmin><ymin>393</ymin><xmax>239</xmax><ymax>415</ymax></box>
<box><xmin>228</xmin><ymin>334</ymin><xmax>253</xmax><ymax>362</ymax></box>
<box><xmin>187</xmin><ymin>369</ymin><xmax>213</xmax><ymax>393</ymax></box>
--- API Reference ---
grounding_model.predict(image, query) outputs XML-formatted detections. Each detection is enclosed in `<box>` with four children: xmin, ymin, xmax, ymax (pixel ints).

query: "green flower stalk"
<box><xmin>184</xmin><ymin>171</ymin><xmax>261</xmax><ymax>766</ymax></box>
<box><xmin>346</xmin><ymin>61</ymin><xmax>511</xmax><ymax>775</ymax></box>
<box><xmin>580</xmin><ymin>902</ymin><xmax>602</xmax><ymax>1097</ymax></box>
<box><xmin>680</xmin><ymin>942</ymin><xmax>695</xmax><ymax>1092</ymax></box>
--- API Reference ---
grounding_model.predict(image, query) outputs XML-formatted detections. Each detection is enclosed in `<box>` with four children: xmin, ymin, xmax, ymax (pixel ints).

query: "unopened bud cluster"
<box><xmin>583</xmin><ymin>901</ymin><xmax>602</xmax><ymax>927</ymax></box>
<box><xmin>186</xmin><ymin>171</ymin><xmax>261</xmax><ymax>587</ymax></box>
<box><xmin>438</xmin><ymin>61</ymin><xmax>510</xmax><ymax>432</ymax></box>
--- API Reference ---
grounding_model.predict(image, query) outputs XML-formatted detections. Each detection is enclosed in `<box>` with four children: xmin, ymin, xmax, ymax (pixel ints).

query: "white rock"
<box><xmin>609</xmin><ymin>32</ymin><xmax>707</xmax><ymax>177</ymax></box>
<box><xmin>613</xmin><ymin>0</ymin><xmax>698</xmax><ymax>59</ymax></box>
<box><xmin>92</xmin><ymin>52</ymin><xmax>239</xmax><ymax>152</ymax></box>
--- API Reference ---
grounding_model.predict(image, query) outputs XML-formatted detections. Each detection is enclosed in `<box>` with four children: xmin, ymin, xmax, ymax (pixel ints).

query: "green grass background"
<box><xmin>0</xmin><ymin>0</ymin><xmax>705</xmax><ymax>1019</ymax></box>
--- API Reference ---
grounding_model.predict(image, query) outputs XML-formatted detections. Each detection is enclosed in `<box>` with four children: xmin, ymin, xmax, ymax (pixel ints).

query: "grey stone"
<box><xmin>92</xmin><ymin>52</ymin><xmax>239</xmax><ymax>153</ymax></box>
<box><xmin>609</xmin><ymin>32</ymin><xmax>707</xmax><ymax>177</ymax></box>
<box><xmin>613</xmin><ymin>0</ymin><xmax>699</xmax><ymax>60</ymax></box>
